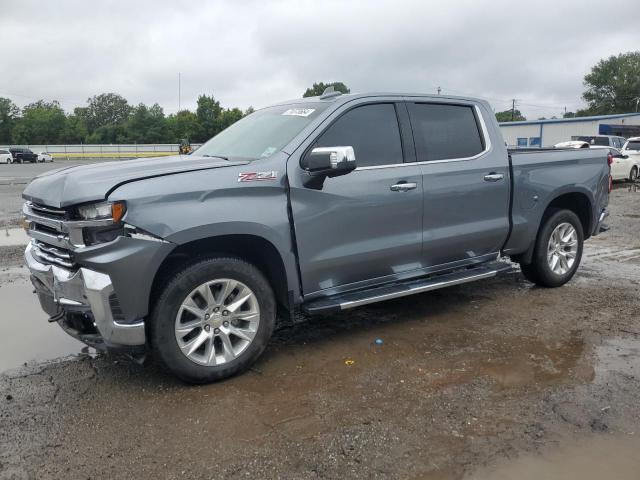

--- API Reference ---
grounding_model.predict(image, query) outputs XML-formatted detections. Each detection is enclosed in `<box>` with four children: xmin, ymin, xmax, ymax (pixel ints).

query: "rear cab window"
<box><xmin>407</xmin><ymin>103</ymin><xmax>485</xmax><ymax>161</ymax></box>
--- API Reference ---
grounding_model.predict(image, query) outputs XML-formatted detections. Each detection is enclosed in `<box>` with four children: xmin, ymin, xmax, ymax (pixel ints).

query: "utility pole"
<box><xmin>635</xmin><ymin>96</ymin><xmax>640</xmax><ymax>113</ymax></box>
<box><xmin>178</xmin><ymin>72</ymin><xmax>181</xmax><ymax>113</ymax></box>
<box><xmin>437</xmin><ymin>86</ymin><xmax>441</xmax><ymax>95</ymax></box>
<box><xmin>511</xmin><ymin>99</ymin><xmax>516</xmax><ymax>121</ymax></box>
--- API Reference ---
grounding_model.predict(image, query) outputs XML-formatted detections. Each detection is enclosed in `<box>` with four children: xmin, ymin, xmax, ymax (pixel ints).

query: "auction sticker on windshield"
<box><xmin>282</xmin><ymin>108</ymin><xmax>315</xmax><ymax>117</ymax></box>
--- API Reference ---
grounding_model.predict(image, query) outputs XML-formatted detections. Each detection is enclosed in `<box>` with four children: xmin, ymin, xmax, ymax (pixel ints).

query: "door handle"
<box><xmin>390</xmin><ymin>182</ymin><xmax>417</xmax><ymax>192</ymax></box>
<box><xmin>483</xmin><ymin>173</ymin><xmax>504</xmax><ymax>182</ymax></box>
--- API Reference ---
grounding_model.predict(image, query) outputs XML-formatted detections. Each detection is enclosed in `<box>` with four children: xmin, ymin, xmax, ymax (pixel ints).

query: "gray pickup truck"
<box><xmin>22</xmin><ymin>91</ymin><xmax>611</xmax><ymax>383</ymax></box>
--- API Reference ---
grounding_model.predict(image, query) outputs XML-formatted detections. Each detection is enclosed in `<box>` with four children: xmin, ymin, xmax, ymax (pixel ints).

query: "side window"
<box><xmin>517</xmin><ymin>138</ymin><xmax>528</xmax><ymax>147</ymax></box>
<box><xmin>314</xmin><ymin>103</ymin><xmax>403</xmax><ymax>167</ymax></box>
<box><xmin>408</xmin><ymin>103</ymin><xmax>484</xmax><ymax>161</ymax></box>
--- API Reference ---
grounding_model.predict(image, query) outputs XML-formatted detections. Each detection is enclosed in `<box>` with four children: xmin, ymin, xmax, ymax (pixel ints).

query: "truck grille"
<box><xmin>31</xmin><ymin>240</ymin><xmax>75</xmax><ymax>268</ymax></box>
<box><xmin>29</xmin><ymin>202</ymin><xmax>69</xmax><ymax>220</ymax></box>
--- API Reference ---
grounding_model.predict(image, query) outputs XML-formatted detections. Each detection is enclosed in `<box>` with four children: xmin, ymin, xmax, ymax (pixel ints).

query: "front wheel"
<box><xmin>630</xmin><ymin>166</ymin><xmax>638</xmax><ymax>182</ymax></box>
<box><xmin>519</xmin><ymin>209</ymin><xmax>584</xmax><ymax>288</ymax></box>
<box><xmin>149</xmin><ymin>257</ymin><xmax>276</xmax><ymax>383</ymax></box>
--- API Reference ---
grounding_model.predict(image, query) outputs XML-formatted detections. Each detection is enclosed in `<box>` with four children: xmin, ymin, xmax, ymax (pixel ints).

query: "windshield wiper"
<box><xmin>200</xmin><ymin>154</ymin><xmax>229</xmax><ymax>161</ymax></box>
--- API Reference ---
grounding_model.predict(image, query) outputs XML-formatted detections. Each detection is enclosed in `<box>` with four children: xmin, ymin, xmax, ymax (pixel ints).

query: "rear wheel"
<box><xmin>519</xmin><ymin>209</ymin><xmax>584</xmax><ymax>287</ymax></box>
<box><xmin>149</xmin><ymin>257</ymin><xmax>276</xmax><ymax>383</ymax></box>
<box><xmin>630</xmin><ymin>166</ymin><xmax>638</xmax><ymax>182</ymax></box>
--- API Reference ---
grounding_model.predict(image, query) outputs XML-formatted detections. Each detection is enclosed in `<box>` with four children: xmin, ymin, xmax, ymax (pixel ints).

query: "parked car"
<box><xmin>590</xmin><ymin>147</ymin><xmax>638</xmax><ymax>182</ymax></box>
<box><xmin>9</xmin><ymin>147</ymin><xmax>38</xmax><ymax>163</ymax></box>
<box><xmin>37</xmin><ymin>152</ymin><xmax>54</xmax><ymax>163</ymax></box>
<box><xmin>571</xmin><ymin>135</ymin><xmax>627</xmax><ymax>149</ymax></box>
<box><xmin>555</xmin><ymin>141</ymin><xmax>590</xmax><ymax>149</ymax></box>
<box><xmin>0</xmin><ymin>149</ymin><xmax>12</xmax><ymax>164</ymax></box>
<box><xmin>622</xmin><ymin>137</ymin><xmax>640</xmax><ymax>155</ymax></box>
<box><xmin>22</xmin><ymin>92</ymin><xmax>611</xmax><ymax>383</ymax></box>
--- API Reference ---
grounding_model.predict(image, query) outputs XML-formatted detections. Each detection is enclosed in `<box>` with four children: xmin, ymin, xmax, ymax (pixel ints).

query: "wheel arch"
<box><xmin>514</xmin><ymin>189</ymin><xmax>593</xmax><ymax>264</ymax></box>
<box><xmin>149</xmin><ymin>233</ymin><xmax>295</xmax><ymax>322</ymax></box>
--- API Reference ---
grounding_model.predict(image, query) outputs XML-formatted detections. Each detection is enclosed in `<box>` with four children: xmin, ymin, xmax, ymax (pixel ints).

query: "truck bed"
<box><xmin>503</xmin><ymin>147</ymin><xmax>610</xmax><ymax>257</ymax></box>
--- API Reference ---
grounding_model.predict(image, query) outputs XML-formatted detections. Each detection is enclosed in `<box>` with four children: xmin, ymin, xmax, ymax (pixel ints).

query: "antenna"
<box><xmin>320</xmin><ymin>86</ymin><xmax>342</xmax><ymax>99</ymax></box>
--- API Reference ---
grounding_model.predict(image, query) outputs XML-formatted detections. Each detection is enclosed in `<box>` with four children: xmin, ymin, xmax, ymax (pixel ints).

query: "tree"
<box><xmin>166</xmin><ymin>110</ymin><xmax>202</xmax><ymax>143</ymax></box>
<box><xmin>495</xmin><ymin>109</ymin><xmax>526</xmax><ymax>122</ymax></box>
<box><xmin>60</xmin><ymin>114</ymin><xmax>88</xmax><ymax>143</ymax></box>
<box><xmin>303</xmin><ymin>81</ymin><xmax>350</xmax><ymax>98</ymax></box>
<box><xmin>0</xmin><ymin>97</ymin><xmax>20</xmax><ymax>143</ymax></box>
<box><xmin>216</xmin><ymin>107</ymin><xmax>244</xmax><ymax>133</ymax></box>
<box><xmin>582</xmin><ymin>51</ymin><xmax>640</xmax><ymax>115</ymax></box>
<box><xmin>563</xmin><ymin>111</ymin><xmax>576</xmax><ymax>118</ymax></box>
<box><xmin>125</xmin><ymin>103</ymin><xmax>168</xmax><ymax>143</ymax></box>
<box><xmin>196</xmin><ymin>94</ymin><xmax>222</xmax><ymax>140</ymax></box>
<box><xmin>86</xmin><ymin>124</ymin><xmax>128</xmax><ymax>144</ymax></box>
<box><xmin>84</xmin><ymin>93</ymin><xmax>132</xmax><ymax>132</ymax></box>
<box><xmin>11</xmin><ymin>100</ymin><xmax>67</xmax><ymax>144</ymax></box>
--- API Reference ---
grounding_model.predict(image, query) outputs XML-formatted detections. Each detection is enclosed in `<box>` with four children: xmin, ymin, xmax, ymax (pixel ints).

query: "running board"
<box><xmin>303</xmin><ymin>261</ymin><xmax>513</xmax><ymax>314</ymax></box>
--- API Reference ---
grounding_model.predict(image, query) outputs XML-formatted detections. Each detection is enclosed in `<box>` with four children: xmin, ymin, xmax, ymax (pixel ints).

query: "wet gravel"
<box><xmin>1</xmin><ymin>182</ymin><xmax>639</xmax><ymax>479</ymax></box>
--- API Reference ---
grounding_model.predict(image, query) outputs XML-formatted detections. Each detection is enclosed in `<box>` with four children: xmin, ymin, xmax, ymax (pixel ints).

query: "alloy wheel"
<box><xmin>547</xmin><ymin>222</ymin><xmax>578</xmax><ymax>275</ymax></box>
<box><xmin>174</xmin><ymin>278</ymin><xmax>260</xmax><ymax>366</ymax></box>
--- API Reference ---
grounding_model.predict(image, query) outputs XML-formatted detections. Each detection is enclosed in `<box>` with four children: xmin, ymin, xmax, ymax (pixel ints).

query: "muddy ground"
<box><xmin>0</xmin><ymin>183</ymin><xmax>639</xmax><ymax>479</ymax></box>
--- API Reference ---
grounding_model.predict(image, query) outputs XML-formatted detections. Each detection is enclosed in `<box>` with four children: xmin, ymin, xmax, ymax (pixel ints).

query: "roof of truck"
<box><xmin>272</xmin><ymin>92</ymin><xmax>482</xmax><ymax>107</ymax></box>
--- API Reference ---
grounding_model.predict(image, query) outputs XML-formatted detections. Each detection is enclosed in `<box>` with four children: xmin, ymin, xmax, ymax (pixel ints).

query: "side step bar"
<box><xmin>303</xmin><ymin>261</ymin><xmax>513</xmax><ymax>315</ymax></box>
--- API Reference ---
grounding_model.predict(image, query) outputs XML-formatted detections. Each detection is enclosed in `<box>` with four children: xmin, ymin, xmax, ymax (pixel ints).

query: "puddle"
<box><xmin>0</xmin><ymin>277</ymin><xmax>87</xmax><ymax>373</ymax></box>
<box><xmin>468</xmin><ymin>434</ymin><xmax>640</xmax><ymax>479</ymax></box>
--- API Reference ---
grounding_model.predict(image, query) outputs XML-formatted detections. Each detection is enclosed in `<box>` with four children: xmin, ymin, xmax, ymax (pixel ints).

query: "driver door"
<box><xmin>287</xmin><ymin>102</ymin><xmax>424</xmax><ymax>297</ymax></box>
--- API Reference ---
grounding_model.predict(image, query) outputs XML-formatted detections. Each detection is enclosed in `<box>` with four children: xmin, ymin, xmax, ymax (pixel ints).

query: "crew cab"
<box><xmin>21</xmin><ymin>92</ymin><xmax>611</xmax><ymax>383</ymax></box>
<box><xmin>10</xmin><ymin>147</ymin><xmax>38</xmax><ymax>163</ymax></box>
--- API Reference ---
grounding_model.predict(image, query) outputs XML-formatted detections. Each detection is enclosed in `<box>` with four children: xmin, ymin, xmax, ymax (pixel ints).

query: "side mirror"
<box><xmin>301</xmin><ymin>146</ymin><xmax>357</xmax><ymax>178</ymax></box>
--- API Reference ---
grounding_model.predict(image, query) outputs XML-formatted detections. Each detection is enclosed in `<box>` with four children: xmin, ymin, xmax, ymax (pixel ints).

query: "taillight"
<box><xmin>606</xmin><ymin>153</ymin><xmax>613</xmax><ymax>192</ymax></box>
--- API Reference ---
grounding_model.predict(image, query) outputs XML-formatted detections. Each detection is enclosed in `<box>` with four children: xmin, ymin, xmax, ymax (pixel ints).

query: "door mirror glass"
<box><xmin>301</xmin><ymin>146</ymin><xmax>357</xmax><ymax>177</ymax></box>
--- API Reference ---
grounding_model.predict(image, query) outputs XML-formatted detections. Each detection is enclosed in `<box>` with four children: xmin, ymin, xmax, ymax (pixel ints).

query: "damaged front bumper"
<box><xmin>25</xmin><ymin>242</ymin><xmax>146</xmax><ymax>350</ymax></box>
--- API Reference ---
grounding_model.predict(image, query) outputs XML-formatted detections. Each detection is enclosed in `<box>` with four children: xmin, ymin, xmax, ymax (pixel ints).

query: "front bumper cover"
<box><xmin>25</xmin><ymin>242</ymin><xmax>146</xmax><ymax>348</ymax></box>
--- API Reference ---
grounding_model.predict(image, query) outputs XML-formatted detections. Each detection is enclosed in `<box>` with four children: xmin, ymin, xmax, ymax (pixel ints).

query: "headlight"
<box><xmin>76</xmin><ymin>201</ymin><xmax>126</xmax><ymax>222</ymax></box>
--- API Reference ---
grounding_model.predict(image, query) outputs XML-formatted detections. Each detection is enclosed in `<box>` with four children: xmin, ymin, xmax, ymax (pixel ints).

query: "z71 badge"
<box><xmin>238</xmin><ymin>171</ymin><xmax>278</xmax><ymax>182</ymax></box>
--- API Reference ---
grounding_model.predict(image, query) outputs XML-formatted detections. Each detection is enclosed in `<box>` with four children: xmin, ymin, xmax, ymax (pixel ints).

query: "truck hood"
<box><xmin>22</xmin><ymin>155</ymin><xmax>248</xmax><ymax>208</ymax></box>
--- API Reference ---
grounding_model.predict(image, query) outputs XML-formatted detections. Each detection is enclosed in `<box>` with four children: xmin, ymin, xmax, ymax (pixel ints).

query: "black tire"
<box><xmin>519</xmin><ymin>209</ymin><xmax>584</xmax><ymax>288</ymax></box>
<box><xmin>149</xmin><ymin>257</ymin><xmax>276</xmax><ymax>384</ymax></box>
<box><xmin>630</xmin><ymin>166</ymin><xmax>638</xmax><ymax>182</ymax></box>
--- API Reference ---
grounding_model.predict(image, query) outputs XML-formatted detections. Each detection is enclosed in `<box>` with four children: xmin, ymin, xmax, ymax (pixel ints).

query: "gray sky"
<box><xmin>1</xmin><ymin>0</ymin><xmax>638</xmax><ymax>119</ymax></box>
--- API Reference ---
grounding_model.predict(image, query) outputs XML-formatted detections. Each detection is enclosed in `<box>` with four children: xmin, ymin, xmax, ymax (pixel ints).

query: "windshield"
<box><xmin>195</xmin><ymin>102</ymin><xmax>330</xmax><ymax>161</ymax></box>
<box><xmin>625</xmin><ymin>141</ymin><xmax>640</xmax><ymax>151</ymax></box>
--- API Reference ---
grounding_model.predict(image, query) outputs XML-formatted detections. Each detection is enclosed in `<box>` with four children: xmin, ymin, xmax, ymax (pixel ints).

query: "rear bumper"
<box><xmin>25</xmin><ymin>242</ymin><xmax>146</xmax><ymax>349</ymax></box>
<box><xmin>594</xmin><ymin>208</ymin><xmax>609</xmax><ymax>235</ymax></box>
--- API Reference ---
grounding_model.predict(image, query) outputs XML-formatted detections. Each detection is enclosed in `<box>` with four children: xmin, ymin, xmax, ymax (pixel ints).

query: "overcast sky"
<box><xmin>1</xmin><ymin>0</ymin><xmax>638</xmax><ymax>119</ymax></box>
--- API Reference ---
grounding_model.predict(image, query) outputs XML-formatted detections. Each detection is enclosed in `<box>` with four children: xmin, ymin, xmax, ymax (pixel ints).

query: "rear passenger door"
<box><xmin>288</xmin><ymin>101</ymin><xmax>424</xmax><ymax>296</ymax></box>
<box><xmin>406</xmin><ymin>101</ymin><xmax>510</xmax><ymax>268</ymax></box>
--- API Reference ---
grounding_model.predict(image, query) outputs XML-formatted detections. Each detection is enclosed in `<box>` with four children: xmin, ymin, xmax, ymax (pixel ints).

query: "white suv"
<box><xmin>0</xmin><ymin>149</ymin><xmax>12</xmax><ymax>164</ymax></box>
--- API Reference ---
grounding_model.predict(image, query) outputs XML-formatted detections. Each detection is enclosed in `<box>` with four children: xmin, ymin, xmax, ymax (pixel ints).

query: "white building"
<box><xmin>499</xmin><ymin>113</ymin><xmax>640</xmax><ymax>148</ymax></box>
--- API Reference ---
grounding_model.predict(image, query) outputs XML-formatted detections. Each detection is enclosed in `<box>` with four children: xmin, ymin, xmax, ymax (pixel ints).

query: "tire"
<box><xmin>149</xmin><ymin>256</ymin><xmax>276</xmax><ymax>384</ymax></box>
<box><xmin>519</xmin><ymin>209</ymin><xmax>584</xmax><ymax>288</ymax></box>
<box><xmin>630</xmin><ymin>166</ymin><xmax>638</xmax><ymax>182</ymax></box>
